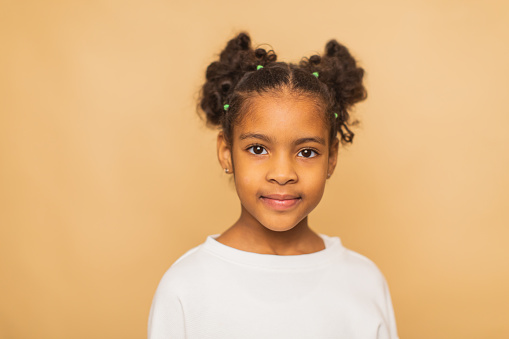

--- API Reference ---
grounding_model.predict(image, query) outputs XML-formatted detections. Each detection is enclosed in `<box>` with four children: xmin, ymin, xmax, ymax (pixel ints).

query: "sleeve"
<box><xmin>382</xmin><ymin>278</ymin><xmax>399</xmax><ymax>339</ymax></box>
<box><xmin>147</xmin><ymin>273</ymin><xmax>186</xmax><ymax>339</ymax></box>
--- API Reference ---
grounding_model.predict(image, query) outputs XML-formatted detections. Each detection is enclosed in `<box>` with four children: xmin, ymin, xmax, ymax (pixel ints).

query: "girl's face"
<box><xmin>217</xmin><ymin>93</ymin><xmax>339</xmax><ymax>233</ymax></box>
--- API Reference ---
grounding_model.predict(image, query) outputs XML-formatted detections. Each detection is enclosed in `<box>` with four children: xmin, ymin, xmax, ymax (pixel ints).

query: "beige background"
<box><xmin>1</xmin><ymin>0</ymin><xmax>508</xmax><ymax>338</ymax></box>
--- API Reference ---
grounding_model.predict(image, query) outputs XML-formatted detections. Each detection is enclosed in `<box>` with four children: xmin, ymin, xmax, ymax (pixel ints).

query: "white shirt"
<box><xmin>148</xmin><ymin>234</ymin><xmax>399</xmax><ymax>339</ymax></box>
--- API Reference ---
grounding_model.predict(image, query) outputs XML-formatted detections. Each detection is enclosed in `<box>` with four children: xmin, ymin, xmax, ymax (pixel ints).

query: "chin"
<box><xmin>264</xmin><ymin>225</ymin><xmax>296</xmax><ymax>233</ymax></box>
<box><xmin>258</xmin><ymin>217</ymin><xmax>305</xmax><ymax>233</ymax></box>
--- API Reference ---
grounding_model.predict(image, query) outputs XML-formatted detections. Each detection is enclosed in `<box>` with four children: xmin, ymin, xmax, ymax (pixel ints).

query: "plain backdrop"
<box><xmin>1</xmin><ymin>1</ymin><xmax>508</xmax><ymax>338</ymax></box>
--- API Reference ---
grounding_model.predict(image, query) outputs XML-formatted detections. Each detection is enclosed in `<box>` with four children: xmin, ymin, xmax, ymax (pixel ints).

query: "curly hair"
<box><xmin>199</xmin><ymin>32</ymin><xmax>366</xmax><ymax>146</ymax></box>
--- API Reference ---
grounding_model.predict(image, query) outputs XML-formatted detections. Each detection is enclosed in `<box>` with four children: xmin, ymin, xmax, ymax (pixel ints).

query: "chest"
<box><xmin>179</xmin><ymin>268</ymin><xmax>390</xmax><ymax>339</ymax></box>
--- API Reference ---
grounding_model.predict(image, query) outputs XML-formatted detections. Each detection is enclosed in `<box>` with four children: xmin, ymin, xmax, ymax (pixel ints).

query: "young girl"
<box><xmin>148</xmin><ymin>32</ymin><xmax>398</xmax><ymax>339</ymax></box>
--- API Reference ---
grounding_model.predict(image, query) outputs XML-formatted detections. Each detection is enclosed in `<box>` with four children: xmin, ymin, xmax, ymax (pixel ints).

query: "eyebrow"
<box><xmin>294</xmin><ymin>137</ymin><xmax>326</xmax><ymax>146</ymax></box>
<box><xmin>239</xmin><ymin>133</ymin><xmax>272</xmax><ymax>143</ymax></box>
<box><xmin>239</xmin><ymin>133</ymin><xmax>326</xmax><ymax>146</ymax></box>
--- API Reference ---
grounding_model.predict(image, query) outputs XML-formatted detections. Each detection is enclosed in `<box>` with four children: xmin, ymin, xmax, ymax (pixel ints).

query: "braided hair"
<box><xmin>199</xmin><ymin>32</ymin><xmax>366</xmax><ymax>146</ymax></box>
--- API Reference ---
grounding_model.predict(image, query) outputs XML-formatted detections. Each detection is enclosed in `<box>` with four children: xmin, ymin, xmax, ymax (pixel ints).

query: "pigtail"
<box><xmin>200</xmin><ymin>33</ymin><xmax>277</xmax><ymax>127</ymax></box>
<box><xmin>300</xmin><ymin>40</ymin><xmax>367</xmax><ymax>143</ymax></box>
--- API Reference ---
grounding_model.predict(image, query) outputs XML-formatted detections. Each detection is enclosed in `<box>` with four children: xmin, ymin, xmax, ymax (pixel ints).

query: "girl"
<box><xmin>148</xmin><ymin>32</ymin><xmax>399</xmax><ymax>339</ymax></box>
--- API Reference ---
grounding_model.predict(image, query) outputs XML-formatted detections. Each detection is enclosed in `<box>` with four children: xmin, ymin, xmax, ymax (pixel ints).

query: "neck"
<box><xmin>215</xmin><ymin>205</ymin><xmax>325</xmax><ymax>255</ymax></box>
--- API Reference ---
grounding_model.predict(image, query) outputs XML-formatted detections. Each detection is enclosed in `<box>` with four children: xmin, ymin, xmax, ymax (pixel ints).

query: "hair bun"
<box><xmin>201</xmin><ymin>32</ymin><xmax>281</xmax><ymax>128</ymax></box>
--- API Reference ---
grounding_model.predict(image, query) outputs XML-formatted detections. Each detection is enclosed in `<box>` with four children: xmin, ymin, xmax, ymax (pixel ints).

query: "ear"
<box><xmin>217</xmin><ymin>131</ymin><xmax>233</xmax><ymax>173</ymax></box>
<box><xmin>327</xmin><ymin>137</ymin><xmax>340</xmax><ymax>179</ymax></box>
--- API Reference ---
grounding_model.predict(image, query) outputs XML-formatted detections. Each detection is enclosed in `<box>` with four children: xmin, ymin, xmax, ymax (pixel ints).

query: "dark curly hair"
<box><xmin>199</xmin><ymin>32</ymin><xmax>366</xmax><ymax>146</ymax></box>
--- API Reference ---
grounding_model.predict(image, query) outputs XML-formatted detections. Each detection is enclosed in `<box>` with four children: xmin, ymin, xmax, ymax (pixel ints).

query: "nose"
<box><xmin>266</xmin><ymin>154</ymin><xmax>298</xmax><ymax>185</ymax></box>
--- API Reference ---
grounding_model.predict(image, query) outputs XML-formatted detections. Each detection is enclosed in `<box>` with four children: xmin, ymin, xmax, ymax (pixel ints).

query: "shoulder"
<box><xmin>343</xmin><ymin>248</ymin><xmax>384</xmax><ymax>274</ymax></box>
<box><xmin>154</xmin><ymin>243</ymin><xmax>208</xmax><ymax>295</ymax></box>
<box><xmin>322</xmin><ymin>234</ymin><xmax>388</xmax><ymax>289</ymax></box>
<box><xmin>148</xmin><ymin>244</ymin><xmax>210</xmax><ymax>338</ymax></box>
<box><xmin>153</xmin><ymin>236</ymin><xmax>234</xmax><ymax>296</ymax></box>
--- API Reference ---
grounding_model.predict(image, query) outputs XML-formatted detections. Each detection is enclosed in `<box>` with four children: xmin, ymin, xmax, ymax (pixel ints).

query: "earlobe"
<box><xmin>327</xmin><ymin>137</ymin><xmax>340</xmax><ymax>178</ymax></box>
<box><xmin>217</xmin><ymin>131</ymin><xmax>232</xmax><ymax>173</ymax></box>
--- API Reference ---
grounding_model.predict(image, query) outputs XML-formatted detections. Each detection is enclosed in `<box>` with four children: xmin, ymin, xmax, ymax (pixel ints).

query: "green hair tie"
<box><xmin>256</xmin><ymin>65</ymin><xmax>264</xmax><ymax>70</ymax></box>
<box><xmin>334</xmin><ymin>112</ymin><xmax>338</xmax><ymax>119</ymax></box>
<box><xmin>312</xmin><ymin>72</ymin><xmax>319</xmax><ymax>78</ymax></box>
<box><xmin>224</xmin><ymin>104</ymin><xmax>229</xmax><ymax>111</ymax></box>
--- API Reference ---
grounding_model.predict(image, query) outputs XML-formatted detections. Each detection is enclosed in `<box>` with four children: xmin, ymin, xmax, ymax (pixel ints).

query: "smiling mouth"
<box><xmin>260</xmin><ymin>194</ymin><xmax>301</xmax><ymax>210</ymax></box>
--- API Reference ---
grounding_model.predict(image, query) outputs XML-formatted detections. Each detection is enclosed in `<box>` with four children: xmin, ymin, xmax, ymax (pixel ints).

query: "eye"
<box><xmin>298</xmin><ymin>149</ymin><xmax>318</xmax><ymax>158</ymax></box>
<box><xmin>247</xmin><ymin>145</ymin><xmax>268</xmax><ymax>155</ymax></box>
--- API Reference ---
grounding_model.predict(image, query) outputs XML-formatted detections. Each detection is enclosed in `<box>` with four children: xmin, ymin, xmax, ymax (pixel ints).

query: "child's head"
<box><xmin>199</xmin><ymin>33</ymin><xmax>366</xmax><ymax>232</ymax></box>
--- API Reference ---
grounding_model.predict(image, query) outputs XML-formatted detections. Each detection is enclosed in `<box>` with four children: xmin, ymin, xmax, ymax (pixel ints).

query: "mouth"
<box><xmin>260</xmin><ymin>194</ymin><xmax>302</xmax><ymax>210</ymax></box>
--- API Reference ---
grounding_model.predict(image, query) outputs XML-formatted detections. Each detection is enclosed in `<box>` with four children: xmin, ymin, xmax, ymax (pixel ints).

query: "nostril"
<box><xmin>268</xmin><ymin>175</ymin><xmax>298</xmax><ymax>185</ymax></box>
<box><xmin>266</xmin><ymin>158</ymin><xmax>298</xmax><ymax>184</ymax></box>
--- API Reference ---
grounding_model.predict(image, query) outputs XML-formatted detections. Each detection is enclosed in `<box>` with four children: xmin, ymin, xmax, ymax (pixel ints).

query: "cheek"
<box><xmin>235</xmin><ymin>176</ymin><xmax>256</xmax><ymax>192</ymax></box>
<box><xmin>233</xmin><ymin>161</ymin><xmax>259</xmax><ymax>194</ymax></box>
<box><xmin>307</xmin><ymin>179</ymin><xmax>326</xmax><ymax>197</ymax></box>
<box><xmin>301</xmin><ymin>168</ymin><xmax>327</xmax><ymax>197</ymax></box>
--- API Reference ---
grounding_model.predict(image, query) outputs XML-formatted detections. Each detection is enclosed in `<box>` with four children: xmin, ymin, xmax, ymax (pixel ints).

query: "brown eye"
<box><xmin>248</xmin><ymin>145</ymin><xmax>267</xmax><ymax>155</ymax></box>
<box><xmin>298</xmin><ymin>149</ymin><xmax>317</xmax><ymax>158</ymax></box>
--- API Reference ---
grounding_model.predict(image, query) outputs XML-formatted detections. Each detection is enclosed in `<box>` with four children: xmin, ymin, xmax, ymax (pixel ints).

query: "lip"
<box><xmin>260</xmin><ymin>194</ymin><xmax>301</xmax><ymax>210</ymax></box>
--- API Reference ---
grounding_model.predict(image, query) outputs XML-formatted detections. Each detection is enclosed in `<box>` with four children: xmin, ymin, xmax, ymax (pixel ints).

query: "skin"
<box><xmin>216</xmin><ymin>90</ymin><xmax>339</xmax><ymax>255</ymax></box>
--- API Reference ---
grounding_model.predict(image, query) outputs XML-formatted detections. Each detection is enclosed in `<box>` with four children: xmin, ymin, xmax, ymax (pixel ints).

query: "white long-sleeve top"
<box><xmin>148</xmin><ymin>234</ymin><xmax>399</xmax><ymax>339</ymax></box>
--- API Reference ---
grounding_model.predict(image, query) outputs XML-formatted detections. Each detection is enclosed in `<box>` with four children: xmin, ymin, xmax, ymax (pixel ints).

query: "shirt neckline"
<box><xmin>201</xmin><ymin>234</ymin><xmax>344</xmax><ymax>270</ymax></box>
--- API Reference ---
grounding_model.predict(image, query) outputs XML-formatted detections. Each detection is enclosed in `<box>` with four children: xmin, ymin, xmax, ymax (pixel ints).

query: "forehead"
<box><xmin>234</xmin><ymin>94</ymin><xmax>329</xmax><ymax>142</ymax></box>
